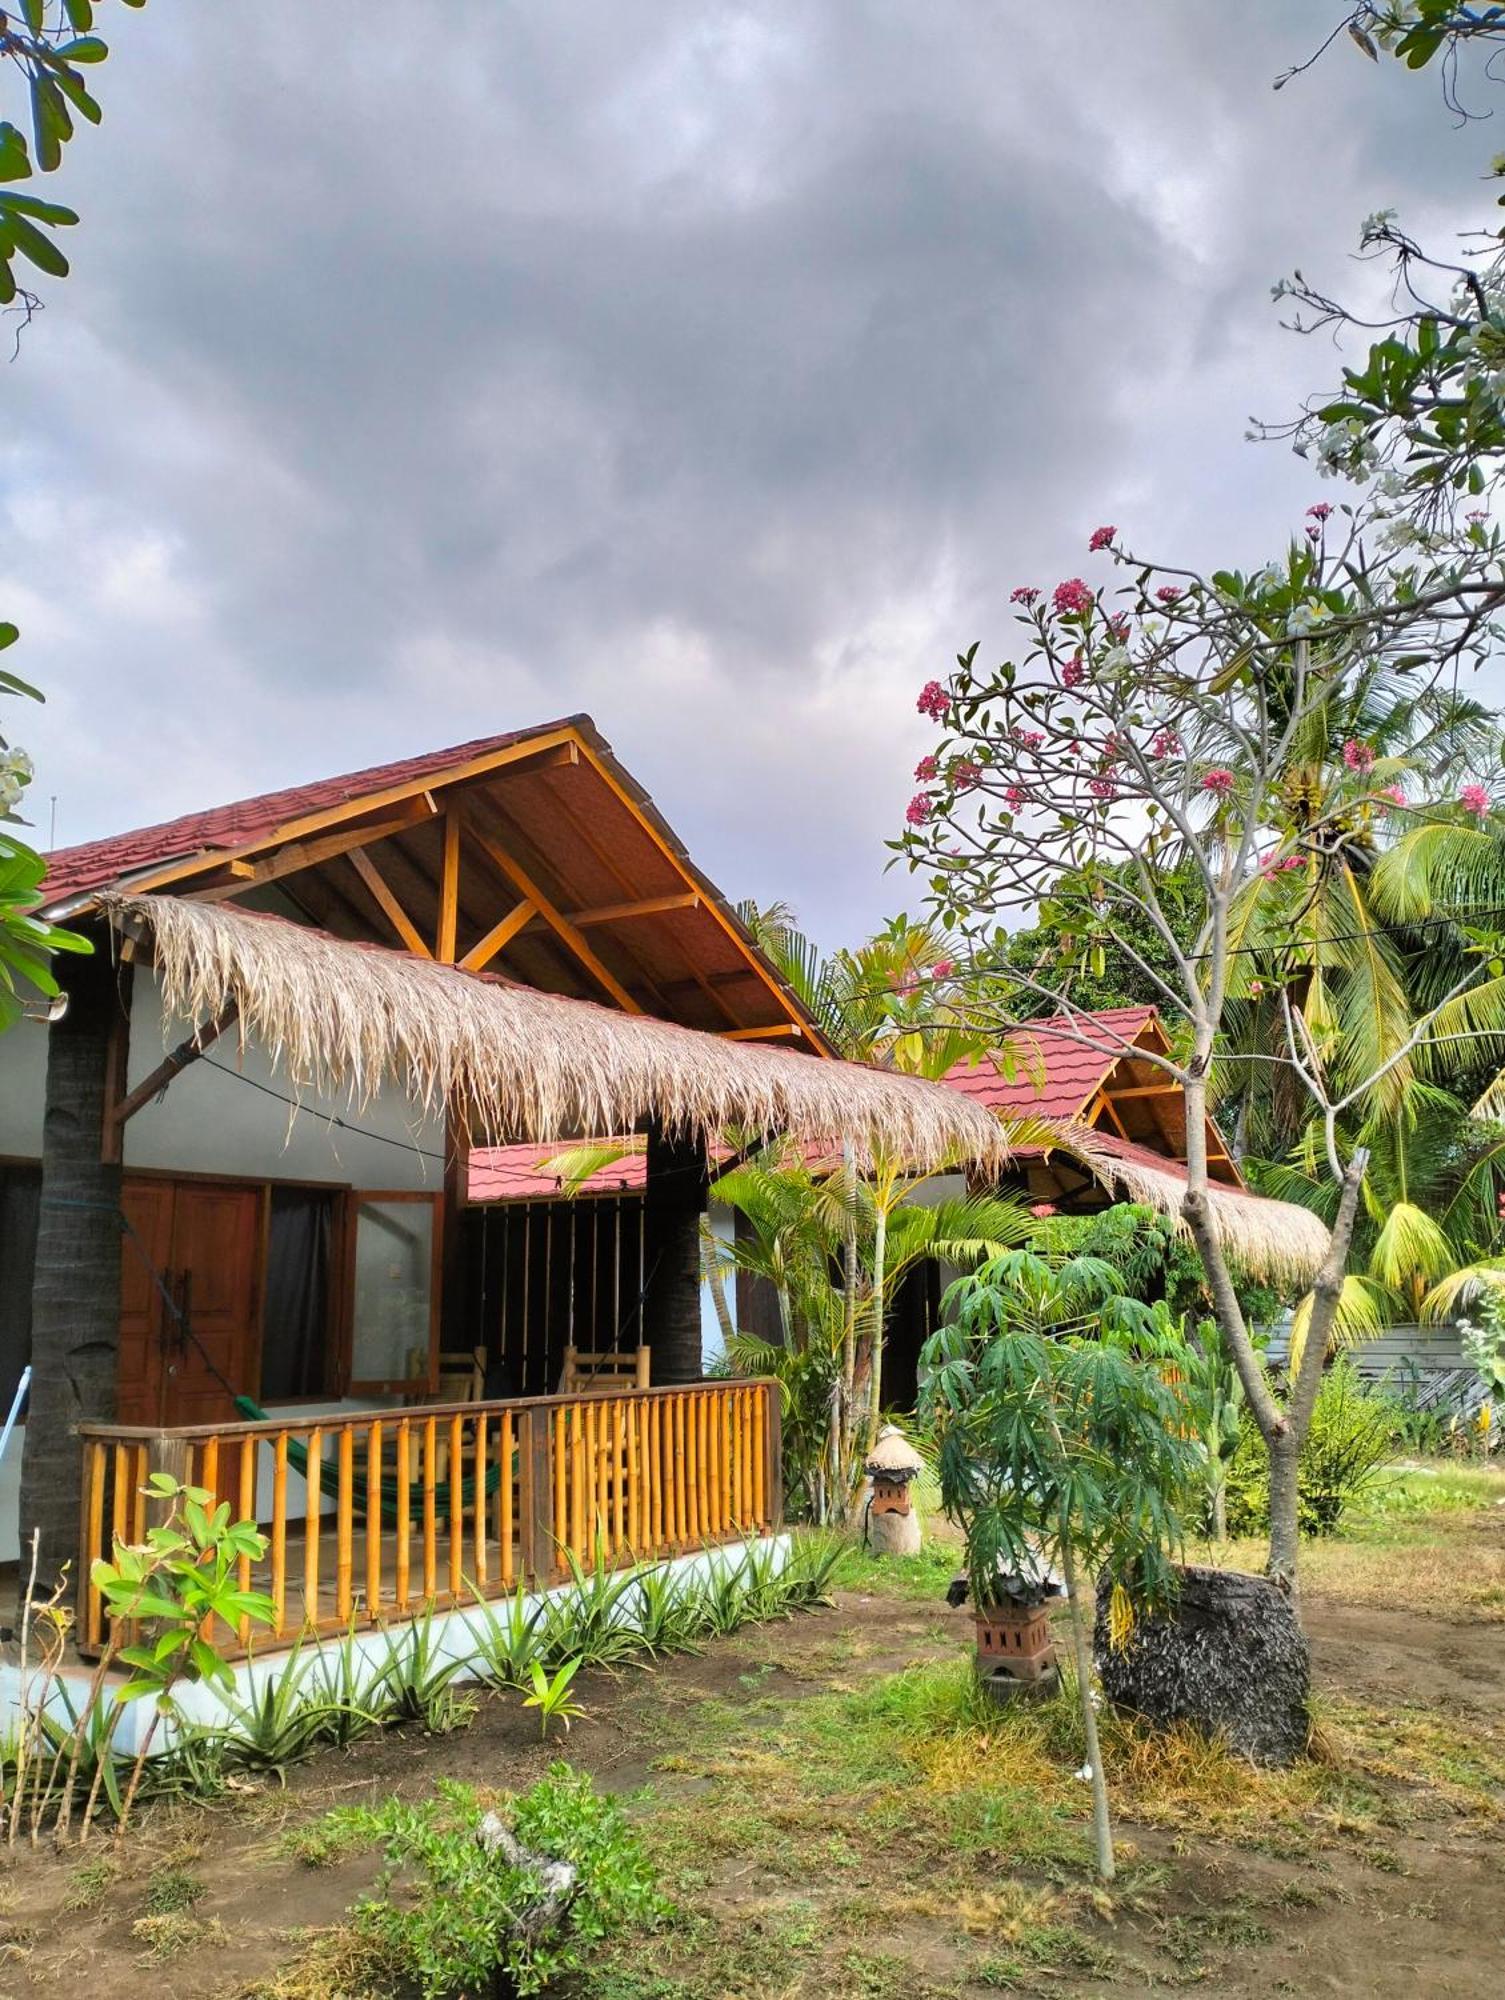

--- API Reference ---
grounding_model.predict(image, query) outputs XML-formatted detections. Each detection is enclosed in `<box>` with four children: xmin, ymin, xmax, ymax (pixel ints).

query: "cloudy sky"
<box><xmin>2</xmin><ymin>3</ymin><xmax>1491</xmax><ymax>946</ymax></box>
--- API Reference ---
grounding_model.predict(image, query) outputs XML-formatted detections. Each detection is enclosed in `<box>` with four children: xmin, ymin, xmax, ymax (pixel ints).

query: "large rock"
<box><xmin>1093</xmin><ymin>1565</ymin><xmax>1310</xmax><ymax>1767</ymax></box>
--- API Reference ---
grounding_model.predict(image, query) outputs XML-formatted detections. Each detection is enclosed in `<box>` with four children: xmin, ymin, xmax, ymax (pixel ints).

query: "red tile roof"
<box><xmin>468</xmin><ymin>1140</ymin><xmax>647</xmax><ymax>1203</ymax></box>
<box><xmin>941</xmin><ymin>1006</ymin><xmax>1161</xmax><ymax>1121</ymax></box>
<box><xmin>41</xmin><ymin>722</ymin><xmax>576</xmax><ymax>902</ymax></box>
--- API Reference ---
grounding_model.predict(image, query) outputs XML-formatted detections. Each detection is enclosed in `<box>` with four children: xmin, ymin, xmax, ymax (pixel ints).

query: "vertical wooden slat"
<box><xmin>111</xmin><ymin>1441</ymin><xmax>129</xmax><ymax>1550</ymax></box>
<box><xmin>613</xmin><ymin>1397</ymin><xmax>627</xmax><ymax>1552</ymax></box>
<box><xmin>649</xmin><ymin>1398</ymin><xmax>663</xmax><ymax>1548</ymax></box>
<box><xmin>570</xmin><ymin>1404</ymin><xmax>586</xmax><ymax>1557</ymax></box>
<box><xmin>723</xmin><ymin>1390</ymin><xmax>735</xmax><ymax>1530</ymax></box>
<box><xmin>553</xmin><ymin>1409</ymin><xmax>568</xmax><ymax>1573</ymax></box>
<box><xmin>130</xmin><ymin>1444</ymin><xmax>147</xmax><ymax>1544</ymax></box>
<box><xmin>640</xmin><ymin>1398</ymin><xmax>654</xmax><ymax>1554</ymax></box>
<box><xmin>500</xmin><ymin>1410</ymin><xmax>515</xmax><ymax>1587</ymax></box>
<box><xmin>593</xmin><ymin>1399</ymin><xmax>609</xmax><ymax>1556</ymax></box>
<box><xmin>517</xmin><ymin>1406</ymin><xmax>555</xmax><ymax>1583</ymax></box>
<box><xmin>448</xmin><ymin>1412</ymin><xmax>464</xmax><ymax>1598</ymax></box>
<box><xmin>673</xmin><ymin>1394</ymin><xmax>688</xmax><ymax>1546</ymax></box>
<box><xmin>473</xmin><ymin>1411</ymin><xmax>488</xmax><ymax>1589</ymax></box>
<box><xmin>396</xmin><ymin>1416</ymin><xmax>411</xmax><ymax>1612</ymax></box>
<box><xmin>587</xmin><ymin>1399</ymin><xmax>604</xmax><ymax>1556</ymax></box>
<box><xmin>752</xmin><ymin>1384</ymin><xmax>767</xmax><ymax>1529</ymax></box>
<box><xmin>200</xmin><ymin>1436</ymin><xmax>220</xmax><ymax>1506</ymax></box>
<box><xmin>336</xmin><ymin>1424</ymin><xmax>354</xmax><ymax>1625</ymax></box>
<box><xmin>422</xmin><ymin>1416</ymin><xmax>438</xmax><ymax>1601</ymax></box>
<box><xmin>693</xmin><ymin>1391</ymin><xmax>708</xmax><ymax>1541</ymax></box>
<box><xmin>82</xmin><ymin>1442</ymin><xmax>104</xmax><ymax>1652</ymax></box>
<box><xmin>272</xmin><ymin>1432</ymin><xmax>288</xmax><ymax>1637</ymax></box>
<box><xmin>365</xmin><ymin>1421</ymin><xmax>383</xmax><ymax>1621</ymax></box>
<box><xmin>237</xmin><ymin>1436</ymin><xmax>256</xmax><ymax>1646</ymax></box>
<box><xmin>767</xmin><ymin>1380</ymin><xmax>784</xmax><ymax>1531</ymax></box>
<box><xmin>305</xmin><ymin>1426</ymin><xmax>323</xmax><ymax>1630</ymax></box>
<box><xmin>625</xmin><ymin>1397</ymin><xmax>641</xmax><ymax>1555</ymax></box>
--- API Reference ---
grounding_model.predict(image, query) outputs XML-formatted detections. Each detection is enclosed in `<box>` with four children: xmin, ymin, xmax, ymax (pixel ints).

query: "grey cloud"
<box><xmin>2</xmin><ymin>1</ymin><xmax>1487</xmax><ymax>942</ymax></box>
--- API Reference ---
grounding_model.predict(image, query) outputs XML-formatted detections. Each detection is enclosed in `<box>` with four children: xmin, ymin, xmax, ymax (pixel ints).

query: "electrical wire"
<box><xmin>197</xmin><ymin>1052</ymin><xmax>448</xmax><ymax>1164</ymax></box>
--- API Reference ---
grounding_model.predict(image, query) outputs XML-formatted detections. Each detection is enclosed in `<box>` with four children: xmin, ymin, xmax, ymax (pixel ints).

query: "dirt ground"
<box><xmin>0</xmin><ymin>1491</ymin><xmax>1501</xmax><ymax>1998</ymax></box>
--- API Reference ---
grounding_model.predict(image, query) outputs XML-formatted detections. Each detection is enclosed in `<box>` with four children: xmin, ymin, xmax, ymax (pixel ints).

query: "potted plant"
<box><xmin>921</xmin><ymin>1249</ymin><xmax>1207</xmax><ymax>1881</ymax></box>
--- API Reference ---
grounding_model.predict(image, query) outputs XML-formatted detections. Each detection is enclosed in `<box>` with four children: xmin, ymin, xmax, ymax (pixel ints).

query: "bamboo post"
<box><xmin>766</xmin><ymin>1383</ymin><xmax>784</xmax><ymax>1532</ymax></box>
<box><xmin>272</xmin><ymin>1433</ymin><xmax>288</xmax><ymax>1637</ymax></box>
<box><xmin>130</xmin><ymin>1443</ymin><xmax>148</xmax><ymax>1544</ymax></box>
<box><xmin>336</xmin><ymin>1425</ymin><xmax>354</xmax><ymax>1624</ymax></box>
<box><xmin>570</xmin><ymin>1404</ymin><xmax>586</xmax><ymax>1557</ymax></box>
<box><xmin>366</xmin><ymin>1420</ymin><xmax>384</xmax><ymax>1622</ymax></box>
<box><xmin>751</xmin><ymin>1385</ymin><xmax>767</xmax><ymax>1530</ymax></box>
<box><xmin>499</xmin><ymin>1410</ymin><xmax>515</xmax><ymax>1588</ymax></box>
<box><xmin>305</xmin><ymin>1426</ymin><xmax>323</xmax><ymax>1629</ymax></box>
<box><xmin>422</xmin><ymin>1416</ymin><xmax>437</xmax><ymax>1602</ymax></box>
<box><xmin>448</xmin><ymin>1412</ymin><xmax>464</xmax><ymax>1599</ymax></box>
<box><xmin>649</xmin><ymin>1398</ymin><xmax>663</xmax><ymax>1549</ymax></box>
<box><xmin>552</xmin><ymin>1408</ymin><xmax>567</xmax><ymax>1572</ymax></box>
<box><xmin>625</xmin><ymin>1397</ymin><xmax>641</xmax><ymax>1555</ymax></box>
<box><xmin>237</xmin><ymin>1436</ymin><xmax>255</xmax><ymax>1647</ymax></box>
<box><xmin>81</xmin><ymin>1442</ymin><xmax>105</xmax><ymax>1653</ymax></box>
<box><xmin>474</xmin><ymin>1411</ymin><xmax>488</xmax><ymax>1590</ymax></box>
<box><xmin>672</xmin><ymin>1394</ymin><xmax>687</xmax><ymax>1548</ymax></box>
<box><xmin>396</xmin><ymin>1416</ymin><xmax>411</xmax><ymax>1612</ymax></box>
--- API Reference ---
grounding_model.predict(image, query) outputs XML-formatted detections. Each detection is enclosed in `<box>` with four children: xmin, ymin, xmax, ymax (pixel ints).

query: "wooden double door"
<box><xmin>117</xmin><ymin>1177</ymin><xmax>262</xmax><ymax>1428</ymax></box>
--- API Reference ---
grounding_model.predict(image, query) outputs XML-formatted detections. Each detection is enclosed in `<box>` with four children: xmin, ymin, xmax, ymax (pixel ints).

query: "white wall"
<box><xmin>120</xmin><ymin>973</ymin><xmax>444</xmax><ymax>1189</ymax></box>
<box><xmin>0</xmin><ymin>1015</ymin><xmax>48</xmax><ymax>1160</ymax></box>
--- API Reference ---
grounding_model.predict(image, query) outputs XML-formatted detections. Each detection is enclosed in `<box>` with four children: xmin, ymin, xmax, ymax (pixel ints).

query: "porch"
<box><xmin>76</xmin><ymin>1376</ymin><xmax>780</xmax><ymax>1659</ymax></box>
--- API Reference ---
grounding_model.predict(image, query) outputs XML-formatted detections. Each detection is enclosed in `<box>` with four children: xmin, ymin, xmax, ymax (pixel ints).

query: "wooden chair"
<box><xmin>558</xmin><ymin>1344</ymin><xmax>651</xmax><ymax>1395</ymax></box>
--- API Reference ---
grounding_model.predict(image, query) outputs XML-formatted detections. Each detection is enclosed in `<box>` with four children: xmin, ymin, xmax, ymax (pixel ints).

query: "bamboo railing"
<box><xmin>76</xmin><ymin>1378</ymin><xmax>782</xmax><ymax>1659</ymax></box>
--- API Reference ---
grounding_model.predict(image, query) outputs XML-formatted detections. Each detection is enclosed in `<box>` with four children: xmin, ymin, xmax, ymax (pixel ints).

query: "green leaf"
<box><xmin>64</xmin><ymin>0</ymin><xmax>96</xmax><ymax>28</ymax></box>
<box><xmin>0</xmin><ymin>191</ymin><xmax>78</xmax><ymax>227</ymax></box>
<box><xmin>0</xmin><ymin>125</ymin><xmax>32</xmax><ymax>184</ymax></box>
<box><xmin>21</xmin><ymin>0</ymin><xmax>45</xmax><ymax>33</ymax></box>
<box><xmin>54</xmin><ymin>36</ymin><xmax>109</xmax><ymax>62</ymax></box>
<box><xmin>0</xmin><ymin>626</ymin><xmax>25</xmax><ymax>656</ymax></box>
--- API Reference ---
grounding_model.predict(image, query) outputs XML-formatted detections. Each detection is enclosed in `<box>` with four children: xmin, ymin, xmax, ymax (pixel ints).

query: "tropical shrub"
<box><xmin>921</xmin><ymin>1250</ymin><xmax>1210</xmax><ymax>1880</ymax></box>
<box><xmin>1222</xmin><ymin>1362</ymin><xmax>1394</xmax><ymax>1538</ymax></box>
<box><xmin>331</xmin><ymin>1769</ymin><xmax>666</xmax><ymax>1998</ymax></box>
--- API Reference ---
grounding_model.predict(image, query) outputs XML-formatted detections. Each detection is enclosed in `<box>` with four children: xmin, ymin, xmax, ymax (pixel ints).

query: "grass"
<box><xmin>1206</xmin><ymin>1456</ymin><xmax>1505</xmax><ymax>1620</ymax></box>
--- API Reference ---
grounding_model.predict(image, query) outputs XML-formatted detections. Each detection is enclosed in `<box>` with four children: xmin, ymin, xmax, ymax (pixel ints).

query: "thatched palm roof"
<box><xmin>106</xmin><ymin>895</ymin><xmax>1015</xmax><ymax>1170</ymax></box>
<box><xmin>1082</xmin><ymin>1129</ymin><xmax>1331</xmax><ymax>1288</ymax></box>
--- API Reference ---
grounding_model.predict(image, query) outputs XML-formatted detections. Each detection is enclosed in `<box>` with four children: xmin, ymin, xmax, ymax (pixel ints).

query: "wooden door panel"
<box><xmin>162</xmin><ymin>1184</ymin><xmax>261</xmax><ymax>1429</ymax></box>
<box><xmin>117</xmin><ymin>1178</ymin><xmax>174</xmax><ymax>1426</ymax></box>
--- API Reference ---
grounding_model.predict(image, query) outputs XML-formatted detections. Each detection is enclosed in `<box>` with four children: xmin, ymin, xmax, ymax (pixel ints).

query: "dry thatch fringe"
<box><xmin>1094</xmin><ymin>1141</ymin><xmax>1331</xmax><ymax>1287</ymax></box>
<box><xmin>106</xmin><ymin>895</ymin><xmax>1017</xmax><ymax>1172</ymax></box>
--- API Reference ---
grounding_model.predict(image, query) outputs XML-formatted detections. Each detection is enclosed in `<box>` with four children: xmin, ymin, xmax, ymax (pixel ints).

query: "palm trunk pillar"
<box><xmin>21</xmin><ymin>941</ymin><xmax>129</xmax><ymax>1591</ymax></box>
<box><xmin>643</xmin><ymin>1122</ymin><xmax>709</xmax><ymax>1384</ymax></box>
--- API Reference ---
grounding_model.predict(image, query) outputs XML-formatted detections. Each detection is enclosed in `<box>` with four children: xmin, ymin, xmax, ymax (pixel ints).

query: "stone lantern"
<box><xmin>862</xmin><ymin>1425</ymin><xmax>925</xmax><ymax>1556</ymax></box>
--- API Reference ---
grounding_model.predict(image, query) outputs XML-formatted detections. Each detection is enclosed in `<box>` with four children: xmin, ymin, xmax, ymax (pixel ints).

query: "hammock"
<box><xmin>233</xmin><ymin>1395</ymin><xmax>507</xmax><ymax>1529</ymax></box>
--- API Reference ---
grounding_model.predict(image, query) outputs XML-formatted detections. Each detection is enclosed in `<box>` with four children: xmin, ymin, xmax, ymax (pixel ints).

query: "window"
<box><xmin>346</xmin><ymin>1193</ymin><xmax>440</xmax><ymax>1392</ymax></box>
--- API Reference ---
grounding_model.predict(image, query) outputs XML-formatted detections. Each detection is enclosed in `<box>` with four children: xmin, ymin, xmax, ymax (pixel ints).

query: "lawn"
<box><xmin>2</xmin><ymin>1461</ymin><xmax>1502</xmax><ymax>1998</ymax></box>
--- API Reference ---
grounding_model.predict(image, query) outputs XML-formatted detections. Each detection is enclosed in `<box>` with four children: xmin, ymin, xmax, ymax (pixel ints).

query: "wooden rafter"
<box><xmin>437</xmin><ymin>810</ymin><xmax>462</xmax><ymax>963</ymax></box>
<box><xmin>504</xmin><ymin>784</ymin><xmax>682</xmax><ymax>1016</ymax></box>
<box><xmin>460</xmin><ymin>898</ymin><xmax>535</xmax><ymax>974</ymax></box>
<box><xmin>190</xmin><ymin>798</ymin><xmax>439</xmax><ymax>904</ymax></box>
<box><xmin>347</xmin><ymin>846</ymin><xmax>432</xmax><ymax>958</ymax></box>
<box><xmin>462</xmin><ymin>810</ymin><xmax>643</xmax><ymax>1013</ymax></box>
<box><xmin>723</xmin><ymin>1024</ymin><xmax>806</xmax><ymax>1042</ymax></box>
<box><xmin>106</xmin><ymin>1004</ymin><xmax>239</xmax><ymax>1137</ymax></box>
<box><xmin>570</xmin><ymin>892</ymin><xmax>700</xmax><ymax>928</ymax></box>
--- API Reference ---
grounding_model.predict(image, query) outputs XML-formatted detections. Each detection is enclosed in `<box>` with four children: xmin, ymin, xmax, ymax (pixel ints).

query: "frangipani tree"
<box><xmin>898</xmin><ymin>511</ymin><xmax>1505</xmax><ymax>1595</ymax></box>
<box><xmin>921</xmin><ymin>1249</ymin><xmax>1208</xmax><ymax>1881</ymax></box>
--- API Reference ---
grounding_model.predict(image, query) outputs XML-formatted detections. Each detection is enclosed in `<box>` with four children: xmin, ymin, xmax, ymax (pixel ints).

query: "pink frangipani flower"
<box><xmin>1201</xmin><ymin>767</ymin><xmax>1236</xmax><ymax>797</ymax></box>
<box><xmin>1460</xmin><ymin>782</ymin><xmax>1491</xmax><ymax>819</ymax></box>
<box><xmin>916</xmin><ymin>680</ymin><xmax>950</xmax><ymax>721</ymax></box>
<box><xmin>1010</xmin><ymin>585</ymin><xmax>1040</xmax><ymax>606</ymax></box>
<box><xmin>1053</xmin><ymin>577</ymin><xmax>1094</xmax><ymax>617</ymax></box>
<box><xmin>906</xmin><ymin>793</ymin><xmax>933</xmax><ymax>826</ymax></box>
<box><xmin>914</xmin><ymin>754</ymin><xmax>938</xmax><ymax>781</ymax></box>
<box><xmin>1088</xmin><ymin>525</ymin><xmax>1116</xmax><ymax>552</ymax></box>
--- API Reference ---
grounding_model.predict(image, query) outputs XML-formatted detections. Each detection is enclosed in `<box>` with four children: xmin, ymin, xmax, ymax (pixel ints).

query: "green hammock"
<box><xmin>233</xmin><ymin>1395</ymin><xmax>507</xmax><ymax>1529</ymax></box>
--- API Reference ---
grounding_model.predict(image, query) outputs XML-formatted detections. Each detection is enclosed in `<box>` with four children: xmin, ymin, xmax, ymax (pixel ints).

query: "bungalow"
<box><xmin>0</xmin><ymin>715</ymin><xmax>1008</xmax><ymax>1662</ymax></box>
